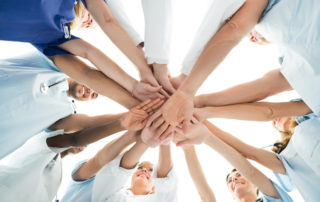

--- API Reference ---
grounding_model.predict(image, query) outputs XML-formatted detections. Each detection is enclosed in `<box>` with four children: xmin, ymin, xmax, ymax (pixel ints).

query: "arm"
<box><xmin>204</xmin><ymin>132</ymin><xmax>281</xmax><ymax>199</ymax></box>
<box><xmin>195</xmin><ymin>69</ymin><xmax>292</xmax><ymax>107</ymax></box>
<box><xmin>179</xmin><ymin>0</ymin><xmax>268</xmax><ymax>95</ymax></box>
<box><xmin>120</xmin><ymin>140</ymin><xmax>149</xmax><ymax>169</ymax></box>
<box><xmin>183</xmin><ymin>146</ymin><xmax>216</xmax><ymax>202</ymax></box>
<box><xmin>53</xmin><ymin>54</ymin><xmax>139</xmax><ymax>109</ymax></box>
<box><xmin>73</xmin><ymin>131</ymin><xmax>136</xmax><ymax>180</ymax></box>
<box><xmin>49</xmin><ymin>113</ymin><xmax>125</xmax><ymax>133</ymax></box>
<box><xmin>196</xmin><ymin>100</ymin><xmax>311</xmax><ymax>122</ymax></box>
<box><xmin>204</xmin><ymin>121</ymin><xmax>286</xmax><ymax>174</ymax></box>
<box><xmin>156</xmin><ymin>145</ymin><xmax>173</xmax><ymax>178</ymax></box>
<box><xmin>85</xmin><ymin>0</ymin><xmax>156</xmax><ymax>84</ymax></box>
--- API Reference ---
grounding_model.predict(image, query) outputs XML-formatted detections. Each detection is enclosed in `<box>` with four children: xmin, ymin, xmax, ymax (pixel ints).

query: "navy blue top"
<box><xmin>0</xmin><ymin>0</ymin><xmax>85</xmax><ymax>56</ymax></box>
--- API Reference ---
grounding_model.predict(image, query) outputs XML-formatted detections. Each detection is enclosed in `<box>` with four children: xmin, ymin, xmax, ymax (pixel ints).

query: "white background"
<box><xmin>0</xmin><ymin>0</ymin><xmax>304</xmax><ymax>201</ymax></box>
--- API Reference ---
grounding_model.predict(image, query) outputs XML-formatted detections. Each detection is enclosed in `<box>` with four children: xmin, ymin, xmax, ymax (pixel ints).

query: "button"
<box><xmin>40</xmin><ymin>82</ymin><xmax>48</xmax><ymax>94</ymax></box>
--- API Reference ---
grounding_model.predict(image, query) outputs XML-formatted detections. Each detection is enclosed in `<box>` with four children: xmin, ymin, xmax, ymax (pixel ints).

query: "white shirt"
<box><xmin>0</xmin><ymin>130</ymin><xmax>68</xmax><ymax>202</ymax></box>
<box><xmin>92</xmin><ymin>154</ymin><xmax>178</xmax><ymax>202</ymax></box>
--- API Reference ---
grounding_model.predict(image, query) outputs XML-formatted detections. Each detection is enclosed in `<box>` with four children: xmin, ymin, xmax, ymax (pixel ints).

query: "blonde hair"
<box><xmin>272</xmin><ymin>118</ymin><xmax>298</xmax><ymax>154</ymax></box>
<box><xmin>70</xmin><ymin>2</ymin><xmax>86</xmax><ymax>30</ymax></box>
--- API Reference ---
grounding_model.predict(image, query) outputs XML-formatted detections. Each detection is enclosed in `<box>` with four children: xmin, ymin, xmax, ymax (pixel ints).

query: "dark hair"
<box><xmin>226</xmin><ymin>169</ymin><xmax>259</xmax><ymax>196</ymax></box>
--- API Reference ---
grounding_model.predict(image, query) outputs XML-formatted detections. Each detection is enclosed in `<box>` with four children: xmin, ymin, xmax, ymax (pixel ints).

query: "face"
<box><xmin>227</xmin><ymin>171</ymin><xmax>257</xmax><ymax>199</ymax></box>
<box><xmin>80</xmin><ymin>10</ymin><xmax>97</xmax><ymax>29</ymax></box>
<box><xmin>131</xmin><ymin>162</ymin><xmax>154</xmax><ymax>194</ymax></box>
<box><xmin>272</xmin><ymin>117</ymin><xmax>292</xmax><ymax>132</ymax></box>
<box><xmin>70</xmin><ymin>82</ymin><xmax>98</xmax><ymax>101</ymax></box>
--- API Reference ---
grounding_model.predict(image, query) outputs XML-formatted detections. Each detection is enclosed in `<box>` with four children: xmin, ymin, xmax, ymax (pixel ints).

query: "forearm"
<box><xmin>183</xmin><ymin>146</ymin><xmax>216</xmax><ymax>202</ymax></box>
<box><xmin>47</xmin><ymin>119</ymin><xmax>125</xmax><ymax>148</ymax></box>
<box><xmin>53</xmin><ymin>55</ymin><xmax>139</xmax><ymax>109</ymax></box>
<box><xmin>157</xmin><ymin>145</ymin><xmax>173</xmax><ymax>178</ymax></box>
<box><xmin>178</xmin><ymin>0</ymin><xmax>267</xmax><ymax>96</ymax></box>
<box><xmin>120</xmin><ymin>141</ymin><xmax>149</xmax><ymax>169</ymax></box>
<box><xmin>196</xmin><ymin>69</ymin><xmax>292</xmax><ymax>107</ymax></box>
<box><xmin>199</xmin><ymin>101</ymin><xmax>311</xmax><ymax>121</ymax></box>
<box><xmin>74</xmin><ymin>132</ymin><xmax>135</xmax><ymax>180</ymax></box>
<box><xmin>204</xmin><ymin>121</ymin><xmax>285</xmax><ymax>174</ymax></box>
<box><xmin>87</xmin><ymin>0</ymin><xmax>151</xmax><ymax>77</ymax></box>
<box><xmin>58</xmin><ymin>39</ymin><xmax>138</xmax><ymax>93</ymax></box>
<box><xmin>204</xmin><ymin>134</ymin><xmax>281</xmax><ymax>198</ymax></box>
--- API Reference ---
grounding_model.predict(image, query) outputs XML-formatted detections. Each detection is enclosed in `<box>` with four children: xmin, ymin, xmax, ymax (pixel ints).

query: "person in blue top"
<box><xmin>0</xmin><ymin>50</ymin><xmax>163</xmax><ymax>159</ymax></box>
<box><xmin>151</xmin><ymin>0</ymin><xmax>320</xmax><ymax>132</ymax></box>
<box><xmin>173</xmin><ymin>120</ymin><xmax>293</xmax><ymax>202</ymax></box>
<box><xmin>0</xmin><ymin>0</ymin><xmax>166</xmax><ymax>99</ymax></box>
<box><xmin>174</xmin><ymin>98</ymin><xmax>320</xmax><ymax>201</ymax></box>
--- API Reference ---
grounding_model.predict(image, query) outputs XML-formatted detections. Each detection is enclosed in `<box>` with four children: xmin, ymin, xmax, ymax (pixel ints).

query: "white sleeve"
<box><xmin>91</xmin><ymin>154</ymin><xmax>137</xmax><ymax>202</ymax></box>
<box><xmin>104</xmin><ymin>0</ymin><xmax>143</xmax><ymax>46</ymax></box>
<box><xmin>153</xmin><ymin>167</ymin><xmax>178</xmax><ymax>202</ymax></box>
<box><xmin>181</xmin><ymin>0</ymin><xmax>245</xmax><ymax>75</ymax></box>
<box><xmin>141</xmin><ymin>0</ymin><xmax>173</xmax><ymax>64</ymax></box>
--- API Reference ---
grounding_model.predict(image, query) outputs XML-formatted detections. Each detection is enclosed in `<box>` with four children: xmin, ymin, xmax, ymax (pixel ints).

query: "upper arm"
<box><xmin>85</xmin><ymin>0</ymin><xmax>116</xmax><ymax>24</ymax></box>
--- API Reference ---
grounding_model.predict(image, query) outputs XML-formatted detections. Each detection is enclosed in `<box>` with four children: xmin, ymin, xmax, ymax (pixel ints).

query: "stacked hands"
<box><xmin>122</xmin><ymin>73</ymin><xmax>210</xmax><ymax>148</ymax></box>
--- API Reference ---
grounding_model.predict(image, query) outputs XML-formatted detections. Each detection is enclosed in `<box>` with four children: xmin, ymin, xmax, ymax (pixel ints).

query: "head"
<box><xmin>226</xmin><ymin>169</ymin><xmax>259</xmax><ymax>201</ymax></box>
<box><xmin>68</xmin><ymin>80</ymin><xmax>98</xmax><ymax>101</ymax></box>
<box><xmin>70</xmin><ymin>2</ymin><xmax>97</xmax><ymax>30</ymax></box>
<box><xmin>272</xmin><ymin>117</ymin><xmax>298</xmax><ymax>153</ymax></box>
<box><xmin>131</xmin><ymin>161</ymin><xmax>154</xmax><ymax>195</ymax></box>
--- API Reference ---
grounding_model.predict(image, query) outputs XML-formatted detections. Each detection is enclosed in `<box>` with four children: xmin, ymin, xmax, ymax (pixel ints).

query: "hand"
<box><xmin>141</xmin><ymin>71</ymin><xmax>169</xmax><ymax>98</ymax></box>
<box><xmin>193</xmin><ymin>107</ymin><xmax>207</xmax><ymax>122</ymax></box>
<box><xmin>121</xmin><ymin>99</ymin><xmax>164</xmax><ymax>131</ymax></box>
<box><xmin>132</xmin><ymin>81</ymin><xmax>165</xmax><ymax>101</ymax></box>
<box><xmin>153</xmin><ymin>64</ymin><xmax>176</xmax><ymax>94</ymax></box>
<box><xmin>161</xmin><ymin>90</ymin><xmax>194</xmax><ymax>125</ymax></box>
<box><xmin>169</xmin><ymin>74</ymin><xmax>187</xmax><ymax>90</ymax></box>
<box><xmin>175</xmin><ymin>118</ymin><xmax>211</xmax><ymax>146</ymax></box>
<box><xmin>141</xmin><ymin>116</ymin><xmax>174</xmax><ymax>147</ymax></box>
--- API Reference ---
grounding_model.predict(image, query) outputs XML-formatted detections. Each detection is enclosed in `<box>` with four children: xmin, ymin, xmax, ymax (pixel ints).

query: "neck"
<box><xmin>237</xmin><ymin>193</ymin><xmax>257</xmax><ymax>202</ymax></box>
<box><xmin>131</xmin><ymin>187</ymin><xmax>149</xmax><ymax>195</ymax></box>
<box><xmin>66</xmin><ymin>78</ymin><xmax>72</xmax><ymax>96</ymax></box>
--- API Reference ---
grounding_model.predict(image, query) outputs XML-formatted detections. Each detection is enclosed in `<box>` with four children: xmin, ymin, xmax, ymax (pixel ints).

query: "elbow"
<box><xmin>264</xmin><ymin>105</ymin><xmax>276</xmax><ymax>121</ymax></box>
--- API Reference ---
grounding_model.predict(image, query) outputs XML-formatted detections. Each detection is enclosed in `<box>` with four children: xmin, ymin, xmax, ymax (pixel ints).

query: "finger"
<box><xmin>163</xmin><ymin>81</ymin><xmax>176</xmax><ymax>94</ymax></box>
<box><xmin>174</xmin><ymin>127</ymin><xmax>183</xmax><ymax>135</ymax></box>
<box><xmin>159</xmin><ymin>88</ymin><xmax>170</xmax><ymax>98</ymax></box>
<box><xmin>159</xmin><ymin>125</ymin><xmax>175</xmax><ymax>141</ymax></box>
<box><xmin>155</xmin><ymin>92</ymin><xmax>165</xmax><ymax>99</ymax></box>
<box><xmin>152</xmin><ymin>116</ymin><xmax>165</xmax><ymax>130</ymax></box>
<box><xmin>176</xmin><ymin>139</ymin><xmax>195</xmax><ymax>147</ymax></box>
<box><xmin>142</xmin><ymin>98</ymin><xmax>160</xmax><ymax>111</ymax></box>
<box><xmin>151</xmin><ymin>100</ymin><xmax>164</xmax><ymax>111</ymax></box>
<box><xmin>160</xmin><ymin>132</ymin><xmax>174</xmax><ymax>145</ymax></box>
<box><xmin>191</xmin><ymin>116</ymin><xmax>198</xmax><ymax>124</ymax></box>
<box><xmin>145</xmin><ymin>84</ymin><xmax>162</xmax><ymax>93</ymax></box>
<box><xmin>182</xmin><ymin>120</ymin><xmax>190</xmax><ymax>132</ymax></box>
<box><xmin>136</xmin><ymin>99</ymin><xmax>151</xmax><ymax>110</ymax></box>
<box><xmin>154</xmin><ymin>121</ymin><xmax>170</xmax><ymax>140</ymax></box>
<box><xmin>146</xmin><ymin>110</ymin><xmax>162</xmax><ymax>127</ymax></box>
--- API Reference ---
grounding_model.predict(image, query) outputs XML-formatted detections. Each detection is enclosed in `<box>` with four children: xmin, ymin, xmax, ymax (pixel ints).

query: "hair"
<box><xmin>226</xmin><ymin>169</ymin><xmax>259</xmax><ymax>196</ymax></box>
<box><xmin>70</xmin><ymin>2</ymin><xmax>86</xmax><ymax>30</ymax></box>
<box><xmin>272</xmin><ymin>118</ymin><xmax>298</xmax><ymax>154</ymax></box>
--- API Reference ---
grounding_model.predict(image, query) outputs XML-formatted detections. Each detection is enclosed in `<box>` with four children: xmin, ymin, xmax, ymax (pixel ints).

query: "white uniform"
<box><xmin>0</xmin><ymin>51</ymin><xmax>74</xmax><ymax>159</ymax></box>
<box><xmin>181</xmin><ymin>0</ymin><xmax>245</xmax><ymax>75</ymax></box>
<box><xmin>106</xmin><ymin>0</ymin><xmax>173</xmax><ymax>65</ymax></box>
<box><xmin>0</xmin><ymin>130</ymin><xmax>68</xmax><ymax>202</ymax></box>
<box><xmin>92</xmin><ymin>154</ymin><xmax>178</xmax><ymax>202</ymax></box>
<box><xmin>61</xmin><ymin>154</ymin><xmax>178</xmax><ymax>202</ymax></box>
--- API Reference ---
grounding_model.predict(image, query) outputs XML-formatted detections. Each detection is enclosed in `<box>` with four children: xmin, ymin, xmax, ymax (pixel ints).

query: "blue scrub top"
<box><xmin>0</xmin><ymin>0</ymin><xmax>85</xmax><ymax>56</ymax></box>
<box><xmin>260</xmin><ymin>180</ymin><xmax>293</xmax><ymax>202</ymax></box>
<box><xmin>273</xmin><ymin>116</ymin><xmax>320</xmax><ymax>201</ymax></box>
<box><xmin>256</xmin><ymin>0</ymin><xmax>320</xmax><ymax>115</ymax></box>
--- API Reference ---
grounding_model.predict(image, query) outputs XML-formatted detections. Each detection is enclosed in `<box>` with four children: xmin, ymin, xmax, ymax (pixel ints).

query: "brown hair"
<box><xmin>226</xmin><ymin>169</ymin><xmax>259</xmax><ymax>196</ymax></box>
<box><xmin>70</xmin><ymin>2</ymin><xmax>86</xmax><ymax>30</ymax></box>
<box><xmin>272</xmin><ymin>118</ymin><xmax>298</xmax><ymax>154</ymax></box>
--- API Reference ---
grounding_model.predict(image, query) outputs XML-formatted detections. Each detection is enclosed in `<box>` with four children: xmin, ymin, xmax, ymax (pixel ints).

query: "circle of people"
<box><xmin>0</xmin><ymin>0</ymin><xmax>319</xmax><ymax>201</ymax></box>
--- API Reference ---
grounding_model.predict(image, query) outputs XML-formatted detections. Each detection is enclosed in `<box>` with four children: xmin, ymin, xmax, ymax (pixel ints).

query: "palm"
<box><xmin>122</xmin><ymin>108</ymin><xmax>148</xmax><ymax>131</ymax></box>
<box><xmin>162</xmin><ymin>91</ymin><xmax>194</xmax><ymax>125</ymax></box>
